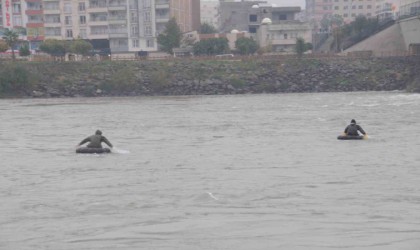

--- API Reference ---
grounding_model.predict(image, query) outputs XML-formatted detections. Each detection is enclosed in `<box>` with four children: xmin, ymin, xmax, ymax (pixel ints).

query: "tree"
<box><xmin>0</xmin><ymin>40</ymin><xmax>8</xmax><ymax>53</ymax></box>
<box><xmin>199</xmin><ymin>23</ymin><xmax>217</xmax><ymax>34</ymax></box>
<box><xmin>2</xmin><ymin>29</ymin><xmax>19</xmax><ymax>60</ymax></box>
<box><xmin>157</xmin><ymin>18</ymin><xmax>182</xmax><ymax>54</ymax></box>
<box><xmin>19</xmin><ymin>44</ymin><xmax>31</xmax><ymax>57</ymax></box>
<box><xmin>193</xmin><ymin>38</ymin><xmax>230</xmax><ymax>56</ymax></box>
<box><xmin>235</xmin><ymin>37</ymin><xmax>258</xmax><ymax>55</ymax></box>
<box><xmin>295</xmin><ymin>37</ymin><xmax>307</xmax><ymax>58</ymax></box>
<box><xmin>70</xmin><ymin>39</ymin><xmax>93</xmax><ymax>56</ymax></box>
<box><xmin>39</xmin><ymin>39</ymin><xmax>67</xmax><ymax>56</ymax></box>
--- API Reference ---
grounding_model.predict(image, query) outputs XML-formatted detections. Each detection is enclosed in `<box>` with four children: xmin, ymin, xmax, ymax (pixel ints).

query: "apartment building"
<box><xmin>201</xmin><ymin>0</ymin><xmax>220</xmax><ymax>29</ymax></box>
<box><xmin>306</xmin><ymin>0</ymin><xmax>402</xmax><ymax>28</ymax></box>
<box><xmin>219</xmin><ymin>1</ymin><xmax>311</xmax><ymax>52</ymax></box>
<box><xmin>1</xmin><ymin>0</ymin><xmax>200</xmax><ymax>55</ymax></box>
<box><xmin>333</xmin><ymin>0</ymin><xmax>376</xmax><ymax>23</ymax></box>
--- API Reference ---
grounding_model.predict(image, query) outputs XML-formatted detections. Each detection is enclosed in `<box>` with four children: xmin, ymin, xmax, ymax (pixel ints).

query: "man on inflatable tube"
<box><xmin>77</xmin><ymin>130</ymin><xmax>113</xmax><ymax>153</ymax></box>
<box><xmin>343</xmin><ymin>119</ymin><xmax>367</xmax><ymax>137</ymax></box>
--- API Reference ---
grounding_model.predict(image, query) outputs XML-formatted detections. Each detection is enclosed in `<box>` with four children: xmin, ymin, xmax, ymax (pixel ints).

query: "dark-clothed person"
<box><xmin>78</xmin><ymin>130</ymin><xmax>113</xmax><ymax>148</ymax></box>
<box><xmin>344</xmin><ymin>119</ymin><xmax>366</xmax><ymax>136</ymax></box>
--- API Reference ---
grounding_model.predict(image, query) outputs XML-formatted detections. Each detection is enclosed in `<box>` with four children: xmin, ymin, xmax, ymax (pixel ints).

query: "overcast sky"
<box><xmin>266</xmin><ymin>0</ymin><xmax>306</xmax><ymax>9</ymax></box>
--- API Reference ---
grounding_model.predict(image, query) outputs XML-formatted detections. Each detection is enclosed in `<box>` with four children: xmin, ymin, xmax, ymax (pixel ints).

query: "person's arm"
<box><xmin>78</xmin><ymin>137</ymin><xmax>90</xmax><ymax>146</ymax></box>
<box><xmin>343</xmin><ymin>125</ymin><xmax>349</xmax><ymax>135</ymax></box>
<box><xmin>357</xmin><ymin>125</ymin><xmax>366</xmax><ymax>135</ymax></box>
<box><xmin>102</xmin><ymin>136</ymin><xmax>113</xmax><ymax>148</ymax></box>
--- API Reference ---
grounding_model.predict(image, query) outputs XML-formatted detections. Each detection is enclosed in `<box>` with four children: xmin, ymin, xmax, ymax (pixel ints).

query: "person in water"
<box><xmin>78</xmin><ymin>130</ymin><xmax>113</xmax><ymax>149</ymax></box>
<box><xmin>344</xmin><ymin>119</ymin><xmax>367</xmax><ymax>137</ymax></box>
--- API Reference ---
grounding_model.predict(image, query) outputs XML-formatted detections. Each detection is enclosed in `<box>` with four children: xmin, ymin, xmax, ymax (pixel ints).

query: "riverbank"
<box><xmin>1</xmin><ymin>56</ymin><xmax>419</xmax><ymax>98</ymax></box>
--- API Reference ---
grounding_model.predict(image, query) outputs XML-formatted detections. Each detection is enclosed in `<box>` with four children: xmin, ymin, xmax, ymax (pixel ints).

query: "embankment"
<box><xmin>1</xmin><ymin>56</ymin><xmax>419</xmax><ymax>98</ymax></box>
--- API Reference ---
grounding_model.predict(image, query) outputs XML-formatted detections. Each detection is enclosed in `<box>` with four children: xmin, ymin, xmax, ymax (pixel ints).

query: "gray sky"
<box><xmin>266</xmin><ymin>0</ymin><xmax>306</xmax><ymax>9</ymax></box>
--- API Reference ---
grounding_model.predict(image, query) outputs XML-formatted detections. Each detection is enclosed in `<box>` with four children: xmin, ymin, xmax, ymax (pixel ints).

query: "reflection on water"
<box><xmin>1</xmin><ymin>92</ymin><xmax>420</xmax><ymax>250</ymax></box>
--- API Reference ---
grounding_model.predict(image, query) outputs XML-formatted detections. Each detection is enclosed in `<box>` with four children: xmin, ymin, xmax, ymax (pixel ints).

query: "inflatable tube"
<box><xmin>337</xmin><ymin>135</ymin><xmax>364</xmax><ymax>140</ymax></box>
<box><xmin>76</xmin><ymin>147</ymin><xmax>111</xmax><ymax>154</ymax></box>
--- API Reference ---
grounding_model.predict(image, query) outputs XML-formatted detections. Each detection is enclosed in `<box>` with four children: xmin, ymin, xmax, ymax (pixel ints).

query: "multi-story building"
<box><xmin>219</xmin><ymin>1</ymin><xmax>311</xmax><ymax>53</ymax></box>
<box><xmin>333</xmin><ymin>0</ymin><xmax>376</xmax><ymax>23</ymax></box>
<box><xmin>1</xmin><ymin>0</ymin><xmax>200</xmax><ymax>55</ymax></box>
<box><xmin>307</xmin><ymin>0</ymin><xmax>403</xmax><ymax>28</ymax></box>
<box><xmin>201</xmin><ymin>0</ymin><xmax>220</xmax><ymax>29</ymax></box>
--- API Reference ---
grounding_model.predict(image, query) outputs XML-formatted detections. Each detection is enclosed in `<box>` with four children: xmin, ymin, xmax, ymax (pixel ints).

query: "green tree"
<box><xmin>0</xmin><ymin>40</ymin><xmax>8</xmax><ymax>52</ymax></box>
<box><xmin>295</xmin><ymin>37</ymin><xmax>307</xmax><ymax>58</ymax></box>
<box><xmin>235</xmin><ymin>37</ymin><xmax>258</xmax><ymax>55</ymax></box>
<box><xmin>2</xmin><ymin>29</ymin><xmax>19</xmax><ymax>60</ymax></box>
<box><xmin>39</xmin><ymin>39</ymin><xmax>67</xmax><ymax>56</ymax></box>
<box><xmin>69</xmin><ymin>39</ymin><xmax>93</xmax><ymax>56</ymax></box>
<box><xmin>199</xmin><ymin>22</ymin><xmax>217</xmax><ymax>34</ymax></box>
<box><xmin>193</xmin><ymin>38</ymin><xmax>230</xmax><ymax>56</ymax></box>
<box><xmin>19</xmin><ymin>44</ymin><xmax>31</xmax><ymax>57</ymax></box>
<box><xmin>157</xmin><ymin>18</ymin><xmax>182</xmax><ymax>54</ymax></box>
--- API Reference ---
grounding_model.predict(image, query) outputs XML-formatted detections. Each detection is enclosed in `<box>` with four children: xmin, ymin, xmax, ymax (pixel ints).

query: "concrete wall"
<box><xmin>344</xmin><ymin>16</ymin><xmax>420</xmax><ymax>56</ymax></box>
<box><xmin>399</xmin><ymin>16</ymin><xmax>420</xmax><ymax>49</ymax></box>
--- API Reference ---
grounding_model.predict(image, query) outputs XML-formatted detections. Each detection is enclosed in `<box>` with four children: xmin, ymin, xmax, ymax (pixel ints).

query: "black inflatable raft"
<box><xmin>76</xmin><ymin>147</ymin><xmax>111</xmax><ymax>154</ymax></box>
<box><xmin>337</xmin><ymin>135</ymin><xmax>364</xmax><ymax>140</ymax></box>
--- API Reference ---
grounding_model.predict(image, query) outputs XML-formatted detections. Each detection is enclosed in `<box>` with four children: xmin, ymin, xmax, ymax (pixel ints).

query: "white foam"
<box><xmin>111</xmin><ymin>147</ymin><xmax>130</xmax><ymax>154</ymax></box>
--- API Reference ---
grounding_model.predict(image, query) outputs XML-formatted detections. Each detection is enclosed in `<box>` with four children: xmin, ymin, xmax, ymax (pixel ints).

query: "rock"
<box><xmin>32</xmin><ymin>91</ymin><xmax>45</xmax><ymax>98</ymax></box>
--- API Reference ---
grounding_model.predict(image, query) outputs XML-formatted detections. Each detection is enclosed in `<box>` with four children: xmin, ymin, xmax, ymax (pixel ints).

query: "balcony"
<box><xmin>109</xmin><ymin>32</ymin><xmax>128</xmax><ymax>38</ymax></box>
<box><xmin>156</xmin><ymin>0</ymin><xmax>169</xmax><ymax>9</ymax></box>
<box><xmin>87</xmin><ymin>6</ymin><xmax>108</xmax><ymax>13</ymax></box>
<box><xmin>108</xmin><ymin>5</ymin><xmax>126</xmax><ymax>11</ymax></box>
<box><xmin>88</xmin><ymin>33</ymin><xmax>109</xmax><ymax>39</ymax></box>
<box><xmin>110</xmin><ymin>46</ymin><xmax>129</xmax><ymax>52</ymax></box>
<box><xmin>108</xmin><ymin>18</ymin><xmax>127</xmax><ymax>25</ymax></box>
<box><xmin>155</xmin><ymin>14</ymin><xmax>169</xmax><ymax>23</ymax></box>
<box><xmin>43</xmin><ymin>9</ymin><xmax>60</xmax><ymax>14</ymax></box>
<box><xmin>26</xmin><ymin>10</ymin><xmax>43</xmax><ymax>15</ymax></box>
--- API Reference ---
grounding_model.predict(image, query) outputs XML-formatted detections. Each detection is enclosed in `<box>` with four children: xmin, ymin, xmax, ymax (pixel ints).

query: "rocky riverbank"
<box><xmin>1</xmin><ymin>56</ymin><xmax>419</xmax><ymax>98</ymax></box>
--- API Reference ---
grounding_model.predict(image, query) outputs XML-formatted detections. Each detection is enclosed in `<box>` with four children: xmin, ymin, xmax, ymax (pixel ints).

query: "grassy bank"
<box><xmin>1</xmin><ymin>56</ymin><xmax>419</xmax><ymax>98</ymax></box>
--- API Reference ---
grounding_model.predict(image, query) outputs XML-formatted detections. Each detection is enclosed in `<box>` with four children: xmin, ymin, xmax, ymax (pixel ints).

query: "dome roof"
<box><xmin>251</xmin><ymin>4</ymin><xmax>259</xmax><ymax>8</ymax></box>
<box><xmin>261</xmin><ymin>18</ymin><xmax>272</xmax><ymax>25</ymax></box>
<box><xmin>231</xmin><ymin>29</ymin><xmax>239</xmax><ymax>34</ymax></box>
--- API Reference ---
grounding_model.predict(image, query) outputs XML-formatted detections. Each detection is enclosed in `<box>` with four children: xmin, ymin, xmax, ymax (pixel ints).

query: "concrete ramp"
<box><xmin>344</xmin><ymin>22</ymin><xmax>406</xmax><ymax>56</ymax></box>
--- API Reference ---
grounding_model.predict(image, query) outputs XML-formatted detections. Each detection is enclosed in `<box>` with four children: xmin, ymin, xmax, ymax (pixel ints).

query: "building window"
<box><xmin>145</xmin><ymin>25</ymin><xmax>152</xmax><ymax>36</ymax></box>
<box><xmin>344</xmin><ymin>6</ymin><xmax>348</xmax><ymax>10</ymax></box>
<box><xmin>65</xmin><ymin>16</ymin><xmax>72</xmax><ymax>25</ymax></box>
<box><xmin>279</xmin><ymin>14</ymin><xmax>287</xmax><ymax>20</ymax></box>
<box><xmin>79</xmin><ymin>29</ymin><xmax>87</xmax><ymax>38</ymax></box>
<box><xmin>130</xmin><ymin>11</ymin><xmax>138</xmax><ymax>22</ymax></box>
<box><xmin>79</xmin><ymin>2</ymin><xmax>86</xmax><ymax>12</ymax></box>
<box><xmin>13</xmin><ymin>3</ymin><xmax>21</xmax><ymax>13</ymax></box>
<box><xmin>132</xmin><ymin>39</ymin><xmax>139</xmax><ymax>48</ymax></box>
<box><xmin>367</xmin><ymin>13</ymin><xmax>371</xmax><ymax>16</ymax></box>
<box><xmin>13</xmin><ymin>16</ymin><xmax>22</xmax><ymax>26</ymax></box>
<box><xmin>367</xmin><ymin>5</ymin><xmax>372</xmax><ymax>9</ymax></box>
<box><xmin>146</xmin><ymin>39</ymin><xmax>154</xmax><ymax>48</ymax></box>
<box><xmin>66</xmin><ymin>29</ymin><xmax>73</xmax><ymax>38</ymax></box>
<box><xmin>144</xmin><ymin>0</ymin><xmax>151</xmax><ymax>8</ymax></box>
<box><xmin>64</xmin><ymin>3</ymin><xmax>72</xmax><ymax>13</ymax></box>
<box><xmin>144</xmin><ymin>11</ymin><xmax>151</xmax><ymax>22</ymax></box>
<box><xmin>351</xmin><ymin>13</ymin><xmax>356</xmax><ymax>17</ymax></box>
<box><xmin>344</xmin><ymin>13</ymin><xmax>348</xmax><ymax>17</ymax></box>
<box><xmin>358</xmin><ymin>5</ymin><xmax>363</xmax><ymax>9</ymax></box>
<box><xmin>284</xmin><ymin>33</ymin><xmax>288</xmax><ymax>39</ymax></box>
<box><xmin>352</xmin><ymin>5</ymin><xmax>356</xmax><ymax>9</ymax></box>
<box><xmin>334</xmin><ymin>6</ymin><xmax>339</xmax><ymax>10</ymax></box>
<box><xmin>249</xmin><ymin>15</ymin><xmax>257</xmax><ymax>22</ymax></box>
<box><xmin>131</xmin><ymin>25</ymin><xmax>139</xmax><ymax>36</ymax></box>
<box><xmin>80</xmin><ymin>16</ymin><xmax>86</xmax><ymax>24</ymax></box>
<box><xmin>249</xmin><ymin>27</ymin><xmax>256</xmax><ymax>33</ymax></box>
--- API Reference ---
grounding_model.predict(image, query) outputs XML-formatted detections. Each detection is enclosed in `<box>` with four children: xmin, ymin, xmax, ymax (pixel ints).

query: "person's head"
<box><xmin>351</xmin><ymin>119</ymin><xmax>356</xmax><ymax>124</ymax></box>
<box><xmin>95</xmin><ymin>130</ymin><xmax>102</xmax><ymax>135</ymax></box>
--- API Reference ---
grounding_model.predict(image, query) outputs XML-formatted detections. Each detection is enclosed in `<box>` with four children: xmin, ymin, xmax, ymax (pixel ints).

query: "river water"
<box><xmin>1</xmin><ymin>92</ymin><xmax>420</xmax><ymax>250</ymax></box>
